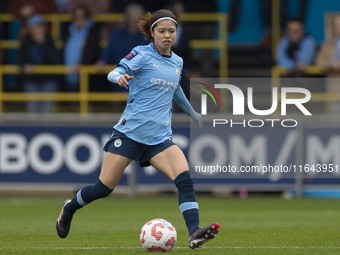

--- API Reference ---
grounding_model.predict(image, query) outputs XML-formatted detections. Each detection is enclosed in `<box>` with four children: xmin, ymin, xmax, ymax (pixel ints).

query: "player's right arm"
<box><xmin>107</xmin><ymin>66</ymin><xmax>133</xmax><ymax>89</ymax></box>
<box><xmin>107</xmin><ymin>47</ymin><xmax>143</xmax><ymax>89</ymax></box>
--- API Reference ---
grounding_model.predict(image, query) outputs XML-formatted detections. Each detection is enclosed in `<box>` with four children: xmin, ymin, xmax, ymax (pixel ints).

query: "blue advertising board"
<box><xmin>0</xmin><ymin>124</ymin><xmax>339</xmax><ymax>188</ymax></box>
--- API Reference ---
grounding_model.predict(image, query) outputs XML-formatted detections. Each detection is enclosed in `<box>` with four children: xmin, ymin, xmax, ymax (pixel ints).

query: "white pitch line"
<box><xmin>1</xmin><ymin>246</ymin><xmax>340</xmax><ymax>250</ymax></box>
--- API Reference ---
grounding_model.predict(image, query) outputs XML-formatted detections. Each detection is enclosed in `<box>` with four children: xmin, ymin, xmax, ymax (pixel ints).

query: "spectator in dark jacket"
<box><xmin>97</xmin><ymin>3</ymin><xmax>147</xmax><ymax>66</ymax></box>
<box><xmin>96</xmin><ymin>3</ymin><xmax>147</xmax><ymax>92</ymax></box>
<box><xmin>18</xmin><ymin>15</ymin><xmax>59</xmax><ymax>113</ymax></box>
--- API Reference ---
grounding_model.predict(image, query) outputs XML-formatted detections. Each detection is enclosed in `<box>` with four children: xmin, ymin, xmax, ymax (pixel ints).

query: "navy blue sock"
<box><xmin>174</xmin><ymin>171</ymin><xmax>199</xmax><ymax>236</ymax></box>
<box><xmin>66</xmin><ymin>180</ymin><xmax>113</xmax><ymax>214</ymax></box>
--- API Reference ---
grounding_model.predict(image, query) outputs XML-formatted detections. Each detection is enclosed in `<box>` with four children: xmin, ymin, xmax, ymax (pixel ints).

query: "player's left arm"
<box><xmin>173</xmin><ymin>85</ymin><xmax>202</xmax><ymax>125</ymax></box>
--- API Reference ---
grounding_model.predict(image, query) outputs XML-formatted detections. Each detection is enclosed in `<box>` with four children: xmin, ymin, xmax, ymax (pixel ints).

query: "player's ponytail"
<box><xmin>139</xmin><ymin>12</ymin><xmax>153</xmax><ymax>41</ymax></box>
<box><xmin>138</xmin><ymin>9</ymin><xmax>178</xmax><ymax>41</ymax></box>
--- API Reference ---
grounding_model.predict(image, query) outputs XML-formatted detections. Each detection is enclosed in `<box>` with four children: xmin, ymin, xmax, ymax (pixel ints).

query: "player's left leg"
<box><xmin>149</xmin><ymin>145</ymin><xmax>219</xmax><ymax>249</ymax></box>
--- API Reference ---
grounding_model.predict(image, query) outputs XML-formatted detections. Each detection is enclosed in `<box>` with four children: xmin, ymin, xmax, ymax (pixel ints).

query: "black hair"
<box><xmin>287</xmin><ymin>17</ymin><xmax>304</xmax><ymax>25</ymax></box>
<box><xmin>138</xmin><ymin>9</ymin><xmax>177</xmax><ymax>41</ymax></box>
<box><xmin>72</xmin><ymin>3</ymin><xmax>91</xmax><ymax>20</ymax></box>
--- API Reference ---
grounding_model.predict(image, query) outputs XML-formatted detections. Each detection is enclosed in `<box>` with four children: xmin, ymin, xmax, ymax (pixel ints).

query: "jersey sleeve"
<box><xmin>107</xmin><ymin>65</ymin><xmax>127</xmax><ymax>84</ymax></box>
<box><xmin>174</xmin><ymin>85</ymin><xmax>202</xmax><ymax>124</ymax></box>
<box><xmin>118</xmin><ymin>47</ymin><xmax>144</xmax><ymax>75</ymax></box>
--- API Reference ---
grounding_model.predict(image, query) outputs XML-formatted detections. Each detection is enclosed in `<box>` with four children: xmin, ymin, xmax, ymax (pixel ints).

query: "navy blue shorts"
<box><xmin>103</xmin><ymin>129</ymin><xmax>176</xmax><ymax>167</ymax></box>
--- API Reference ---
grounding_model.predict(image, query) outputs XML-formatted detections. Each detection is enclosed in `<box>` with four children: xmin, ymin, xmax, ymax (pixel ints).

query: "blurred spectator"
<box><xmin>316</xmin><ymin>15</ymin><xmax>340</xmax><ymax>70</ymax></box>
<box><xmin>5</xmin><ymin>0</ymin><xmax>58</xmax><ymax>91</ymax></box>
<box><xmin>316</xmin><ymin>15</ymin><xmax>340</xmax><ymax>112</ymax></box>
<box><xmin>276</xmin><ymin>18</ymin><xmax>316</xmax><ymax>71</ymax></box>
<box><xmin>260</xmin><ymin>0</ymin><xmax>309</xmax><ymax>48</ymax></box>
<box><xmin>8</xmin><ymin>0</ymin><xmax>58</xmax><ymax>38</ymax></box>
<box><xmin>63</xmin><ymin>0</ymin><xmax>111</xmax><ymax>45</ymax></box>
<box><xmin>18</xmin><ymin>15</ymin><xmax>59</xmax><ymax>113</ymax></box>
<box><xmin>95</xmin><ymin>3</ymin><xmax>147</xmax><ymax>93</ymax></box>
<box><xmin>54</xmin><ymin>0</ymin><xmax>70</xmax><ymax>13</ymax></box>
<box><xmin>8</xmin><ymin>0</ymin><xmax>58</xmax><ymax>18</ymax></box>
<box><xmin>96</xmin><ymin>3</ymin><xmax>147</xmax><ymax>67</ymax></box>
<box><xmin>63</xmin><ymin>3</ymin><xmax>101</xmax><ymax>91</ymax></box>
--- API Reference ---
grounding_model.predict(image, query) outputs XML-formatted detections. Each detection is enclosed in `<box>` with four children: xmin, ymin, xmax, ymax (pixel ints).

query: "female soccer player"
<box><xmin>56</xmin><ymin>9</ymin><xmax>219</xmax><ymax>249</ymax></box>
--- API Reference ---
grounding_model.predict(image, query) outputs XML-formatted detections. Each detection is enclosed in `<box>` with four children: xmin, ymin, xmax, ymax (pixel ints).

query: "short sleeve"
<box><xmin>118</xmin><ymin>47</ymin><xmax>144</xmax><ymax>75</ymax></box>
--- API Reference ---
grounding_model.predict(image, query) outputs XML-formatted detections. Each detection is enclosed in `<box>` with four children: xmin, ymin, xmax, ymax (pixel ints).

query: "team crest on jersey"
<box><xmin>114</xmin><ymin>139</ymin><xmax>122</xmax><ymax>148</ymax></box>
<box><xmin>124</xmin><ymin>51</ymin><xmax>138</xmax><ymax>60</ymax></box>
<box><xmin>176</xmin><ymin>67</ymin><xmax>181</xmax><ymax>76</ymax></box>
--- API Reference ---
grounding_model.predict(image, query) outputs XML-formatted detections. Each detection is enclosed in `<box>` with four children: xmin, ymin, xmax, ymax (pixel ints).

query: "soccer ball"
<box><xmin>140</xmin><ymin>218</ymin><xmax>177</xmax><ymax>252</ymax></box>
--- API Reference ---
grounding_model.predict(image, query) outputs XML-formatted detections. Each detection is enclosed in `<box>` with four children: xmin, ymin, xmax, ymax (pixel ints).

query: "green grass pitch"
<box><xmin>0</xmin><ymin>195</ymin><xmax>340</xmax><ymax>254</ymax></box>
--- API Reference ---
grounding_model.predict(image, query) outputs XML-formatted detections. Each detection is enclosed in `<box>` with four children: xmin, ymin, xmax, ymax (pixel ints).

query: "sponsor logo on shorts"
<box><xmin>114</xmin><ymin>139</ymin><xmax>122</xmax><ymax>148</ymax></box>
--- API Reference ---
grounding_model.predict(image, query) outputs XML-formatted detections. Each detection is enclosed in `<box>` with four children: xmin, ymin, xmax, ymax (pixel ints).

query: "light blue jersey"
<box><xmin>113</xmin><ymin>43</ymin><xmax>183</xmax><ymax>145</ymax></box>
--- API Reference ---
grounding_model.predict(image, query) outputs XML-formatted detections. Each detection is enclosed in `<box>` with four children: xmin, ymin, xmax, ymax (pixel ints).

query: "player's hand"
<box><xmin>191</xmin><ymin>111</ymin><xmax>202</xmax><ymax>128</ymax></box>
<box><xmin>118</xmin><ymin>74</ymin><xmax>134</xmax><ymax>89</ymax></box>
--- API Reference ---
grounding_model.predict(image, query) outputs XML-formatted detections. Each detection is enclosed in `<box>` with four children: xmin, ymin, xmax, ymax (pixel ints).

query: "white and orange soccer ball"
<box><xmin>140</xmin><ymin>219</ymin><xmax>177</xmax><ymax>252</ymax></box>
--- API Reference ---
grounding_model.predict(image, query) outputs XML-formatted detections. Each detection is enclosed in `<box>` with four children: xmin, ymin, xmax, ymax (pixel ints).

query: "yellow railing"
<box><xmin>0</xmin><ymin>12</ymin><xmax>228</xmax><ymax>115</ymax></box>
<box><xmin>0</xmin><ymin>13</ymin><xmax>228</xmax><ymax>115</ymax></box>
<box><xmin>0</xmin><ymin>13</ymin><xmax>228</xmax><ymax>77</ymax></box>
<box><xmin>0</xmin><ymin>65</ymin><xmax>131</xmax><ymax>115</ymax></box>
<box><xmin>271</xmin><ymin>65</ymin><xmax>326</xmax><ymax>79</ymax></box>
<box><xmin>271</xmin><ymin>65</ymin><xmax>340</xmax><ymax>105</ymax></box>
<box><xmin>179</xmin><ymin>13</ymin><xmax>228</xmax><ymax>77</ymax></box>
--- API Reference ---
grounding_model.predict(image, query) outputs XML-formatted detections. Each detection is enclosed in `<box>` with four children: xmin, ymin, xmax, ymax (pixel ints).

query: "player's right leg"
<box><xmin>56</xmin><ymin>152</ymin><xmax>131</xmax><ymax>238</ymax></box>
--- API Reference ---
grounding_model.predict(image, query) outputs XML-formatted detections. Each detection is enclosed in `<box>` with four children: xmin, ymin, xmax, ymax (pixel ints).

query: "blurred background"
<box><xmin>0</xmin><ymin>0</ymin><xmax>340</xmax><ymax>198</ymax></box>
